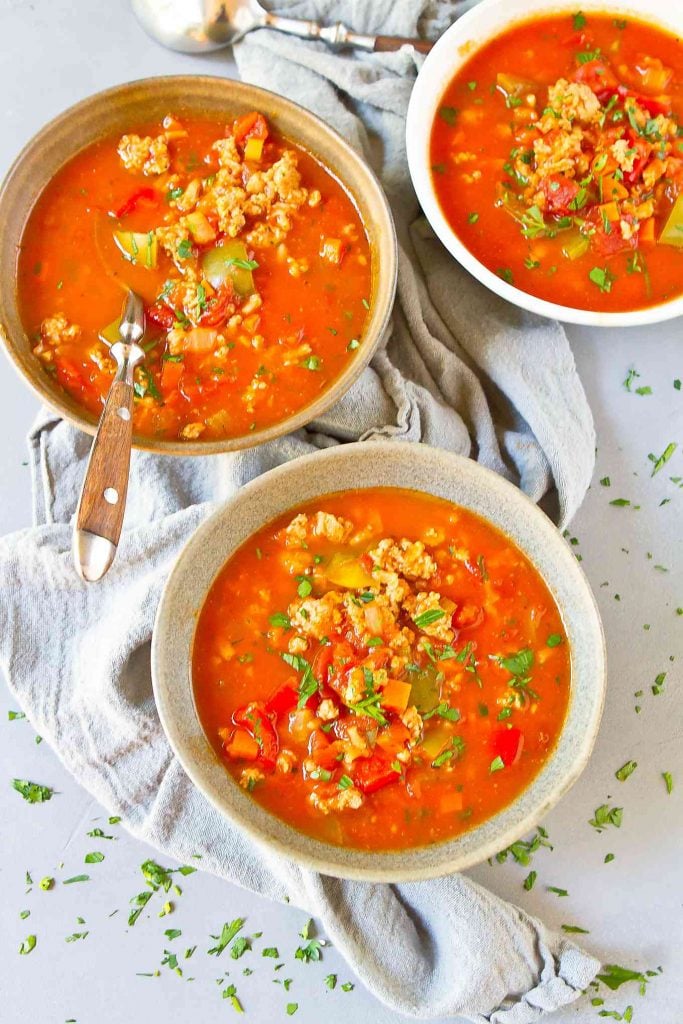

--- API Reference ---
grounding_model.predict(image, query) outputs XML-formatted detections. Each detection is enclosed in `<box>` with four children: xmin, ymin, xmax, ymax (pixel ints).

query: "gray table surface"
<box><xmin>1</xmin><ymin>2</ymin><xmax>681</xmax><ymax>1022</ymax></box>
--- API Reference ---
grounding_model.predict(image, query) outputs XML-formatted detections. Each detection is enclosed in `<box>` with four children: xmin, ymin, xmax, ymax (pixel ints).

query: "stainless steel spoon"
<box><xmin>132</xmin><ymin>0</ymin><xmax>434</xmax><ymax>55</ymax></box>
<box><xmin>73</xmin><ymin>290</ymin><xmax>146</xmax><ymax>583</ymax></box>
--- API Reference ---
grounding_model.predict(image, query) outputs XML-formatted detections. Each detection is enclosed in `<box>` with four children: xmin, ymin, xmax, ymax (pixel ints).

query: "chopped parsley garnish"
<box><xmin>497</xmin><ymin>267</ymin><xmax>514</xmax><ymax>285</ymax></box>
<box><xmin>301</xmin><ymin>355</ymin><xmax>321</xmax><ymax>371</ymax></box>
<box><xmin>589</xmin><ymin>266</ymin><xmax>615</xmax><ymax>293</ymax></box>
<box><xmin>589</xmin><ymin>804</ymin><xmax>623</xmax><ymax>831</ymax></box>
<box><xmin>84</xmin><ymin>851</ymin><xmax>105</xmax><ymax>864</ymax></box>
<box><xmin>269</xmin><ymin>611</ymin><xmax>291</xmax><ymax>629</ymax></box>
<box><xmin>546</xmin><ymin>633</ymin><xmax>563</xmax><ymax>648</ymax></box>
<box><xmin>572</xmin><ymin>11</ymin><xmax>586</xmax><ymax>29</ymax></box>
<box><xmin>12</xmin><ymin>779</ymin><xmax>53</xmax><ymax>803</ymax></box>
<box><xmin>347</xmin><ymin>338</ymin><xmax>360</xmax><ymax>351</ymax></box>
<box><xmin>439</xmin><ymin>106</ymin><xmax>458</xmax><ymax>125</ymax></box>
<box><xmin>338</xmin><ymin>775</ymin><xmax>354</xmax><ymax>790</ymax></box>
<box><xmin>649</xmin><ymin>442</ymin><xmax>677</xmax><ymax>477</ymax></box>
<box><xmin>296</xmin><ymin>575</ymin><xmax>313</xmax><ymax>598</ymax></box>
<box><xmin>468</xmin><ymin>212</ymin><xmax>479</xmax><ymax>224</ymax></box>
<box><xmin>498</xmin><ymin>648</ymin><xmax>534</xmax><ymax>676</ymax></box>
<box><xmin>597</xmin><ymin>963</ymin><xmax>661</xmax><ymax>994</ymax></box>
<box><xmin>413</xmin><ymin>608</ymin><xmax>446</xmax><ymax>629</ymax></box>
<box><xmin>208</xmin><ymin>918</ymin><xmax>245</xmax><ymax>957</ymax></box>
<box><xmin>523</xmin><ymin>870</ymin><xmax>537</xmax><ymax>890</ymax></box>
<box><xmin>547</xmin><ymin>886</ymin><xmax>569</xmax><ymax>897</ymax></box>
<box><xmin>225</xmin><ymin>256</ymin><xmax>258</xmax><ymax>271</ymax></box>
<box><xmin>615</xmin><ymin>760</ymin><xmax>637</xmax><ymax>782</ymax></box>
<box><xmin>489</xmin><ymin>755</ymin><xmax>505</xmax><ymax>774</ymax></box>
<box><xmin>19</xmin><ymin>934</ymin><xmax>37</xmax><ymax>955</ymax></box>
<box><xmin>423</xmin><ymin>702</ymin><xmax>461</xmax><ymax>722</ymax></box>
<box><xmin>561</xmin><ymin>924</ymin><xmax>589</xmax><ymax>934</ymax></box>
<box><xmin>495</xmin><ymin>826</ymin><xmax>552</xmax><ymax>865</ymax></box>
<box><xmin>281</xmin><ymin>653</ymin><xmax>318</xmax><ymax>708</ymax></box>
<box><xmin>176</xmin><ymin>238</ymin><xmax>193</xmax><ymax>259</ymax></box>
<box><xmin>432</xmin><ymin>736</ymin><xmax>465</xmax><ymax>768</ymax></box>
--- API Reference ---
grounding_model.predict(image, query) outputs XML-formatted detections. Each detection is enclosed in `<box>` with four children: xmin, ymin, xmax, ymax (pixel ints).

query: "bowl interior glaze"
<box><xmin>152</xmin><ymin>442</ymin><xmax>606</xmax><ymax>882</ymax></box>
<box><xmin>0</xmin><ymin>76</ymin><xmax>396</xmax><ymax>454</ymax></box>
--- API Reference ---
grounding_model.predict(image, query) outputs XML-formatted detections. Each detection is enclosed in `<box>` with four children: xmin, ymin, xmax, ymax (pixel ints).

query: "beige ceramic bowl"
<box><xmin>0</xmin><ymin>76</ymin><xmax>397</xmax><ymax>454</ymax></box>
<box><xmin>152</xmin><ymin>442</ymin><xmax>606</xmax><ymax>882</ymax></box>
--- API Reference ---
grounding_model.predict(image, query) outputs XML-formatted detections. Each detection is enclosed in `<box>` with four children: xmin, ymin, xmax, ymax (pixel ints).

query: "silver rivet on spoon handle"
<box><xmin>131</xmin><ymin>0</ymin><xmax>434</xmax><ymax>55</ymax></box>
<box><xmin>73</xmin><ymin>290</ymin><xmax>145</xmax><ymax>583</ymax></box>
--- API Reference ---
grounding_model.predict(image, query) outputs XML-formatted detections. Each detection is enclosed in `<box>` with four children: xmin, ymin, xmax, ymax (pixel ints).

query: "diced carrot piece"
<box><xmin>601</xmin><ymin>176</ymin><xmax>628</xmax><ymax>201</ymax></box>
<box><xmin>223</xmin><ymin>728</ymin><xmax>260</xmax><ymax>761</ymax></box>
<box><xmin>376</xmin><ymin>720</ymin><xmax>411</xmax><ymax>754</ymax></box>
<box><xmin>182</xmin><ymin>327</ymin><xmax>218</xmax><ymax>353</ymax></box>
<box><xmin>639</xmin><ymin>217</ymin><xmax>655</xmax><ymax>243</ymax></box>
<box><xmin>232</xmin><ymin>111</ymin><xmax>269</xmax><ymax>144</ymax></box>
<box><xmin>440</xmin><ymin>790</ymin><xmax>464</xmax><ymax>814</ymax></box>
<box><xmin>160</xmin><ymin>359</ymin><xmax>183</xmax><ymax>395</ymax></box>
<box><xmin>598</xmin><ymin>201</ymin><xmax>620</xmax><ymax>223</ymax></box>
<box><xmin>380</xmin><ymin>678</ymin><xmax>412</xmax><ymax>715</ymax></box>
<box><xmin>591</xmin><ymin>154</ymin><xmax>617</xmax><ymax>177</ymax></box>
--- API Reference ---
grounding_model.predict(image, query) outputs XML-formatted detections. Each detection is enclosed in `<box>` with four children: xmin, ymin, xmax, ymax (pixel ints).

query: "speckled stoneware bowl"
<box><xmin>152</xmin><ymin>442</ymin><xmax>606</xmax><ymax>882</ymax></box>
<box><xmin>0</xmin><ymin>76</ymin><xmax>396</xmax><ymax>455</ymax></box>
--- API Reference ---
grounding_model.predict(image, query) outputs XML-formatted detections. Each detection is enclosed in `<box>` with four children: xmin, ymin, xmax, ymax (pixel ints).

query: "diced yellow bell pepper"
<box><xmin>113</xmin><ymin>230</ymin><xmax>157</xmax><ymax>269</ymax></box>
<box><xmin>324</xmin><ymin>552</ymin><xmax>374</xmax><ymax>589</ymax></box>
<box><xmin>244</xmin><ymin>137</ymin><xmax>264</xmax><ymax>162</ymax></box>
<box><xmin>659</xmin><ymin>194</ymin><xmax>683</xmax><ymax>247</ymax></box>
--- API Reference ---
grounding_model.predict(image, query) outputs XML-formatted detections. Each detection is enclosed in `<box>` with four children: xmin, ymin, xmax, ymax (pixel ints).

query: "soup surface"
<box><xmin>18</xmin><ymin>112</ymin><xmax>371</xmax><ymax>441</ymax></box>
<box><xmin>193</xmin><ymin>488</ymin><xmax>570</xmax><ymax>851</ymax></box>
<box><xmin>430</xmin><ymin>12</ymin><xmax>683</xmax><ymax>311</ymax></box>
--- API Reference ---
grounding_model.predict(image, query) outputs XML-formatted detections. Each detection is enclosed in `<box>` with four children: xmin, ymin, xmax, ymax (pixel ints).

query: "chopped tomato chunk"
<box><xmin>353</xmin><ymin>755</ymin><xmax>399</xmax><ymax>795</ymax></box>
<box><xmin>491</xmin><ymin>727</ymin><xmax>524</xmax><ymax>767</ymax></box>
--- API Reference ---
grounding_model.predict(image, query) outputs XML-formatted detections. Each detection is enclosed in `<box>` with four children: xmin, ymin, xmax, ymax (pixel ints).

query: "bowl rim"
<box><xmin>151</xmin><ymin>442</ymin><xmax>606</xmax><ymax>882</ymax></box>
<box><xmin>406</xmin><ymin>0</ymin><xmax>683</xmax><ymax>327</ymax></box>
<box><xmin>0</xmin><ymin>74</ymin><xmax>397</xmax><ymax>455</ymax></box>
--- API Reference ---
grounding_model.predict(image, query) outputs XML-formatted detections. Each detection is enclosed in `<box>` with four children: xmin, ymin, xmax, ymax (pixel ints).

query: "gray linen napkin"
<box><xmin>0</xmin><ymin>0</ymin><xmax>600</xmax><ymax>1019</ymax></box>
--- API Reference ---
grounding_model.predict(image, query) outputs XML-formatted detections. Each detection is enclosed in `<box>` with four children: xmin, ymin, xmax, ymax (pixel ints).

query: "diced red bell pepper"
<box><xmin>585</xmin><ymin>208</ymin><xmax>637</xmax><ymax>257</ymax></box>
<box><xmin>265</xmin><ymin>683</ymin><xmax>299</xmax><ymax>718</ymax></box>
<box><xmin>147</xmin><ymin>301</ymin><xmax>176</xmax><ymax>330</ymax></box>
<box><xmin>571</xmin><ymin>60</ymin><xmax>618</xmax><ymax>99</ymax></box>
<box><xmin>352</xmin><ymin>754</ymin><xmax>400</xmax><ymax>795</ymax></box>
<box><xmin>233</xmin><ymin>701</ymin><xmax>279</xmax><ymax>770</ymax></box>
<box><xmin>623</xmin><ymin>135</ymin><xmax>652</xmax><ymax>185</ymax></box>
<box><xmin>540</xmin><ymin>174</ymin><xmax>580</xmax><ymax>217</ymax></box>
<box><xmin>232</xmin><ymin>111</ymin><xmax>269</xmax><ymax>145</ymax></box>
<box><xmin>114</xmin><ymin>186</ymin><xmax>158</xmax><ymax>219</ymax></box>
<box><xmin>491</xmin><ymin>727</ymin><xmax>524</xmax><ymax>767</ymax></box>
<box><xmin>199</xmin><ymin>282</ymin><xmax>235</xmax><ymax>327</ymax></box>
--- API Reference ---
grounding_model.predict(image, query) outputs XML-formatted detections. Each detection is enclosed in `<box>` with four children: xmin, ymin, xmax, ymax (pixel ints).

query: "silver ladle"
<box><xmin>132</xmin><ymin>0</ymin><xmax>434</xmax><ymax>55</ymax></box>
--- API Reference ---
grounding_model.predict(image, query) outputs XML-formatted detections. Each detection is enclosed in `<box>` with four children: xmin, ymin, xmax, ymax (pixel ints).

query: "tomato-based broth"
<box><xmin>18</xmin><ymin>112</ymin><xmax>371</xmax><ymax>441</ymax></box>
<box><xmin>430</xmin><ymin>12</ymin><xmax>683</xmax><ymax>311</ymax></box>
<box><xmin>192</xmin><ymin>489</ymin><xmax>570</xmax><ymax>851</ymax></box>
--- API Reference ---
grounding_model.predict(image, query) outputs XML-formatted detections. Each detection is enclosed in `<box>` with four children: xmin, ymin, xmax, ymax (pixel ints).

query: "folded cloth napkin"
<box><xmin>0</xmin><ymin>0</ymin><xmax>600</xmax><ymax>1020</ymax></box>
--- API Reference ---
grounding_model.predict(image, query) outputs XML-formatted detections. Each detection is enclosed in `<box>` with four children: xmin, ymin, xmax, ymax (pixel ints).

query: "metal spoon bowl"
<box><xmin>132</xmin><ymin>0</ymin><xmax>433</xmax><ymax>55</ymax></box>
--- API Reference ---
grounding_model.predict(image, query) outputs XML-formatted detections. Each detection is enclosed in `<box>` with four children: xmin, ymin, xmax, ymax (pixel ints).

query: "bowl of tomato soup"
<box><xmin>0</xmin><ymin>77</ymin><xmax>396</xmax><ymax>452</ymax></box>
<box><xmin>407</xmin><ymin>0</ymin><xmax>683</xmax><ymax>325</ymax></box>
<box><xmin>152</xmin><ymin>443</ymin><xmax>605</xmax><ymax>881</ymax></box>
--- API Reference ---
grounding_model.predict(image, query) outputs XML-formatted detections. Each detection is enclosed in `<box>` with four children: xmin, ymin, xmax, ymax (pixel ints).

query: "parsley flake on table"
<box><xmin>325</xmin><ymin>974</ymin><xmax>337</xmax><ymax>989</ymax></box>
<box><xmin>649</xmin><ymin>442</ymin><xmax>677</xmax><ymax>477</ymax></box>
<box><xmin>84</xmin><ymin>851</ymin><xmax>105</xmax><ymax>864</ymax></box>
<box><xmin>222</xmin><ymin>983</ymin><xmax>244</xmax><ymax>1013</ymax></box>
<box><xmin>8</xmin><ymin>710</ymin><xmax>26</xmax><ymax>721</ymax></box>
<box><xmin>18</xmin><ymin>934</ymin><xmax>37</xmax><ymax>955</ymax></box>
<box><xmin>12</xmin><ymin>778</ymin><xmax>53</xmax><ymax>803</ymax></box>
<box><xmin>63</xmin><ymin>875</ymin><xmax>90</xmax><ymax>885</ymax></box>
<box><xmin>596</xmin><ymin>963</ymin><xmax>662</xmax><ymax>994</ymax></box>
<box><xmin>262</xmin><ymin>947</ymin><xmax>279</xmax><ymax>958</ymax></box>
<box><xmin>286</xmin><ymin>1004</ymin><xmax>299</xmax><ymax>1016</ymax></box>
<box><xmin>209</xmin><ymin>918</ymin><xmax>245</xmax><ymax>957</ymax></box>
<box><xmin>494</xmin><ymin>826</ymin><xmax>552</xmax><ymax>865</ymax></box>
<box><xmin>523</xmin><ymin>870</ymin><xmax>537</xmax><ymax>891</ymax></box>
<box><xmin>547</xmin><ymin>886</ymin><xmax>569</xmax><ymax>897</ymax></box>
<box><xmin>561</xmin><ymin>924</ymin><xmax>589</xmax><ymax>934</ymax></box>
<box><xmin>589</xmin><ymin>805</ymin><xmax>623</xmax><ymax>831</ymax></box>
<box><xmin>230</xmin><ymin>936</ymin><xmax>251</xmax><ymax>960</ymax></box>
<box><xmin>615</xmin><ymin>760</ymin><xmax>638</xmax><ymax>782</ymax></box>
<box><xmin>662</xmin><ymin>771</ymin><xmax>674</xmax><ymax>795</ymax></box>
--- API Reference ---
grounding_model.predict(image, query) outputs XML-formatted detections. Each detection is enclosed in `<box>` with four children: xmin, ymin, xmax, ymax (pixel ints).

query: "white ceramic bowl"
<box><xmin>152</xmin><ymin>442</ymin><xmax>606</xmax><ymax>882</ymax></box>
<box><xmin>407</xmin><ymin>0</ymin><xmax>683</xmax><ymax>327</ymax></box>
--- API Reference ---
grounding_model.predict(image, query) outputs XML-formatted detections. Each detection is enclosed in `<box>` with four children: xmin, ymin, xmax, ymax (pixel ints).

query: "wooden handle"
<box><xmin>74</xmin><ymin>376</ymin><xmax>135</xmax><ymax>581</ymax></box>
<box><xmin>373</xmin><ymin>35</ymin><xmax>433</xmax><ymax>54</ymax></box>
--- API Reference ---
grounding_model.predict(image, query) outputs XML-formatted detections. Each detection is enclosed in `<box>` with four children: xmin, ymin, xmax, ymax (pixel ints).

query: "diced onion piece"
<box><xmin>244</xmin><ymin>137</ymin><xmax>264</xmax><ymax>162</ymax></box>
<box><xmin>182</xmin><ymin>327</ymin><xmax>218</xmax><ymax>353</ymax></box>
<box><xmin>113</xmin><ymin>230</ymin><xmax>158</xmax><ymax>269</ymax></box>
<box><xmin>185</xmin><ymin>211</ymin><xmax>216</xmax><ymax>244</ymax></box>
<box><xmin>202</xmin><ymin>240</ymin><xmax>256</xmax><ymax>296</ymax></box>
<box><xmin>319</xmin><ymin>237</ymin><xmax>347</xmax><ymax>265</ymax></box>
<box><xmin>659</xmin><ymin>193</ymin><xmax>683</xmax><ymax>247</ymax></box>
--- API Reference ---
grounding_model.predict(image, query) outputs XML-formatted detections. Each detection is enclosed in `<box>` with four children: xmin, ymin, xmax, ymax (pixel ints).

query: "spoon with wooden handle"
<box><xmin>73</xmin><ymin>290</ymin><xmax>145</xmax><ymax>582</ymax></box>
